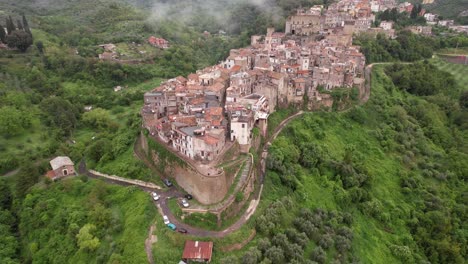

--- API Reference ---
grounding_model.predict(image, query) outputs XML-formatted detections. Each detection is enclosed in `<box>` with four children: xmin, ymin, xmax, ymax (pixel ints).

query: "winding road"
<box><xmin>77</xmin><ymin>64</ymin><xmax>378</xmax><ymax>260</ymax></box>
<box><xmin>62</xmin><ymin>63</ymin><xmax>379</xmax><ymax>243</ymax></box>
<box><xmin>78</xmin><ymin>68</ymin><xmax>375</xmax><ymax>239</ymax></box>
<box><xmin>77</xmin><ymin>109</ymin><xmax>306</xmax><ymax>238</ymax></box>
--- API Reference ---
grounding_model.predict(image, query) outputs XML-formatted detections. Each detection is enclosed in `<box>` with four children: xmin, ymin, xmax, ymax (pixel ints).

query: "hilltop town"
<box><xmin>140</xmin><ymin>0</ymin><xmax>466</xmax><ymax>174</ymax></box>
<box><xmin>141</xmin><ymin>0</ymin><xmax>406</xmax><ymax>162</ymax></box>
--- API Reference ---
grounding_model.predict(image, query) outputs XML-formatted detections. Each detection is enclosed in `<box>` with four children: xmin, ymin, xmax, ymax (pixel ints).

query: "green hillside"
<box><xmin>0</xmin><ymin>177</ymin><xmax>157</xmax><ymax>263</ymax></box>
<box><xmin>222</xmin><ymin>61</ymin><xmax>467</xmax><ymax>263</ymax></box>
<box><xmin>425</xmin><ymin>0</ymin><xmax>468</xmax><ymax>19</ymax></box>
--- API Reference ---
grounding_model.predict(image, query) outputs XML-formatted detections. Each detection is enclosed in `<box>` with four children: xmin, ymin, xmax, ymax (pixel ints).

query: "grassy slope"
<box><xmin>432</xmin><ymin>57</ymin><xmax>468</xmax><ymax>89</ymax></box>
<box><xmin>0</xmin><ymin>29</ymin><xmax>64</xmax><ymax>172</ymax></box>
<box><xmin>238</xmin><ymin>61</ymin><xmax>467</xmax><ymax>263</ymax></box>
<box><xmin>20</xmin><ymin>177</ymin><xmax>156</xmax><ymax>263</ymax></box>
<box><xmin>425</xmin><ymin>0</ymin><xmax>468</xmax><ymax>19</ymax></box>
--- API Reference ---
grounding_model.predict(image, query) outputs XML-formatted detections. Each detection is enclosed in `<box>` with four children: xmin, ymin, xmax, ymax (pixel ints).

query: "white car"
<box><xmin>151</xmin><ymin>192</ymin><xmax>160</xmax><ymax>201</ymax></box>
<box><xmin>163</xmin><ymin>215</ymin><xmax>170</xmax><ymax>225</ymax></box>
<box><xmin>181</xmin><ymin>198</ymin><xmax>190</xmax><ymax>208</ymax></box>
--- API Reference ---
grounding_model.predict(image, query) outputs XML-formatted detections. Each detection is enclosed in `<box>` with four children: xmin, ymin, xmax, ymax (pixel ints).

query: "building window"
<box><xmin>242</xmin><ymin>124</ymin><xmax>245</xmax><ymax>128</ymax></box>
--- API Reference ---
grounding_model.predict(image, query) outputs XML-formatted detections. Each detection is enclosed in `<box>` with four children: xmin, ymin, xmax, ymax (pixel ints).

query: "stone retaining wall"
<box><xmin>88</xmin><ymin>170</ymin><xmax>162</xmax><ymax>189</ymax></box>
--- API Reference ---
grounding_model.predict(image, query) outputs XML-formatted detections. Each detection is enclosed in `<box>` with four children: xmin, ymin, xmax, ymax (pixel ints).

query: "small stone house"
<box><xmin>46</xmin><ymin>156</ymin><xmax>76</xmax><ymax>180</ymax></box>
<box><xmin>182</xmin><ymin>240</ymin><xmax>213</xmax><ymax>263</ymax></box>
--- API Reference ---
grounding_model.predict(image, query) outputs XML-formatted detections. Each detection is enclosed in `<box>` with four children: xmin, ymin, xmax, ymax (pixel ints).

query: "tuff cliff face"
<box><xmin>142</xmin><ymin>132</ymin><xmax>229</xmax><ymax>204</ymax></box>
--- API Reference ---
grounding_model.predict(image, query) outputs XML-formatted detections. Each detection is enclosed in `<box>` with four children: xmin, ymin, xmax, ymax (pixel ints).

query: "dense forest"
<box><xmin>0</xmin><ymin>0</ymin><xmax>467</xmax><ymax>263</ymax></box>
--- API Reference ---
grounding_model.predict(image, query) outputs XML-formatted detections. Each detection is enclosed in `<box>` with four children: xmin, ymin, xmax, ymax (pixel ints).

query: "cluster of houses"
<box><xmin>142</xmin><ymin>2</ymin><xmax>372</xmax><ymax>163</ymax></box>
<box><xmin>285</xmin><ymin>0</ymin><xmax>397</xmax><ymax>39</ymax></box>
<box><xmin>97</xmin><ymin>37</ymin><xmax>170</xmax><ymax>61</ymax></box>
<box><xmin>141</xmin><ymin>0</ymin><xmax>465</xmax><ymax>164</ymax></box>
<box><xmin>424</xmin><ymin>12</ymin><xmax>468</xmax><ymax>34</ymax></box>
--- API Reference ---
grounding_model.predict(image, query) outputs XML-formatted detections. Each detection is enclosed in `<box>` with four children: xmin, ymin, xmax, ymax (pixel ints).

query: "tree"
<box><xmin>460</xmin><ymin>91</ymin><xmax>468</xmax><ymax>109</ymax></box>
<box><xmin>264</xmin><ymin>246</ymin><xmax>285</xmax><ymax>264</ymax></box>
<box><xmin>76</xmin><ymin>224</ymin><xmax>100</xmax><ymax>251</ymax></box>
<box><xmin>16</xmin><ymin>19</ymin><xmax>23</xmax><ymax>31</ymax></box>
<box><xmin>410</xmin><ymin>4</ymin><xmax>420</xmax><ymax>19</ymax></box>
<box><xmin>0</xmin><ymin>26</ymin><xmax>6</xmax><ymax>43</ymax></box>
<box><xmin>242</xmin><ymin>247</ymin><xmax>261</xmax><ymax>264</ymax></box>
<box><xmin>221</xmin><ymin>256</ymin><xmax>239</xmax><ymax>264</ymax></box>
<box><xmin>0</xmin><ymin>179</ymin><xmax>12</xmax><ymax>210</ymax></box>
<box><xmin>22</xmin><ymin>15</ymin><xmax>31</xmax><ymax>35</ymax></box>
<box><xmin>14</xmin><ymin>164</ymin><xmax>39</xmax><ymax>198</ymax></box>
<box><xmin>82</xmin><ymin>108</ymin><xmax>114</xmax><ymax>130</ymax></box>
<box><xmin>311</xmin><ymin>246</ymin><xmax>326</xmax><ymax>264</ymax></box>
<box><xmin>257</xmin><ymin>238</ymin><xmax>271</xmax><ymax>254</ymax></box>
<box><xmin>36</xmin><ymin>41</ymin><xmax>44</xmax><ymax>53</ymax></box>
<box><xmin>0</xmin><ymin>106</ymin><xmax>32</xmax><ymax>137</ymax></box>
<box><xmin>40</xmin><ymin>97</ymin><xmax>79</xmax><ymax>136</ymax></box>
<box><xmin>5</xmin><ymin>16</ymin><xmax>15</xmax><ymax>34</ymax></box>
<box><xmin>5</xmin><ymin>30</ymin><xmax>33</xmax><ymax>52</ymax></box>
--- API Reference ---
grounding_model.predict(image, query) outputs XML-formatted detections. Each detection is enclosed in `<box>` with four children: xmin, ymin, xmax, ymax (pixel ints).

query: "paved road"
<box><xmin>78</xmin><ymin>108</ymin><xmax>306</xmax><ymax>238</ymax></box>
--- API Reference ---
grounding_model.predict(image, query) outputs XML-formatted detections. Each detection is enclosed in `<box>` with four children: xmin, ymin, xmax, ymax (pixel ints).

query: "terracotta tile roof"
<box><xmin>268</xmin><ymin>72</ymin><xmax>284</xmax><ymax>80</ymax></box>
<box><xmin>170</xmin><ymin>115</ymin><xmax>197</xmax><ymax>126</ymax></box>
<box><xmin>204</xmin><ymin>135</ymin><xmax>220</xmax><ymax>145</ymax></box>
<box><xmin>176</xmin><ymin>76</ymin><xmax>187</xmax><ymax>83</ymax></box>
<box><xmin>205</xmin><ymin>107</ymin><xmax>224</xmax><ymax>126</ymax></box>
<box><xmin>207</xmin><ymin>82</ymin><xmax>225</xmax><ymax>92</ymax></box>
<box><xmin>187</xmin><ymin>84</ymin><xmax>204</xmax><ymax>92</ymax></box>
<box><xmin>182</xmin><ymin>241</ymin><xmax>213</xmax><ymax>261</ymax></box>
<box><xmin>46</xmin><ymin>170</ymin><xmax>56</xmax><ymax>179</ymax></box>
<box><xmin>230</xmin><ymin>65</ymin><xmax>242</xmax><ymax>72</ymax></box>
<box><xmin>188</xmin><ymin>73</ymin><xmax>199</xmax><ymax>81</ymax></box>
<box><xmin>189</xmin><ymin>97</ymin><xmax>205</xmax><ymax>105</ymax></box>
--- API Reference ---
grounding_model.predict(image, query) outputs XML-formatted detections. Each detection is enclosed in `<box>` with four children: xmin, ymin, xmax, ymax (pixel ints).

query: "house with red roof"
<box><xmin>46</xmin><ymin>156</ymin><xmax>76</xmax><ymax>180</ymax></box>
<box><xmin>148</xmin><ymin>36</ymin><xmax>169</xmax><ymax>49</ymax></box>
<box><xmin>182</xmin><ymin>240</ymin><xmax>213</xmax><ymax>263</ymax></box>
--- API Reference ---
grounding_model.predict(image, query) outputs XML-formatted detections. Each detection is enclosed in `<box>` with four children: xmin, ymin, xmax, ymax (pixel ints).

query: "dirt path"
<box><xmin>1</xmin><ymin>168</ymin><xmax>19</xmax><ymax>178</ymax></box>
<box><xmin>145</xmin><ymin>225</ymin><xmax>157</xmax><ymax>264</ymax></box>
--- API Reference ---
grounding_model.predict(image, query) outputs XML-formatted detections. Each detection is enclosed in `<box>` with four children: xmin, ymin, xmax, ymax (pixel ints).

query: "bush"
<box><xmin>235</xmin><ymin>191</ymin><xmax>244</xmax><ymax>202</ymax></box>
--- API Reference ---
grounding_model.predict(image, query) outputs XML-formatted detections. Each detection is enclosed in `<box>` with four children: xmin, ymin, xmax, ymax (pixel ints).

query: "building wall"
<box><xmin>173</xmin><ymin>163</ymin><xmax>228</xmax><ymax>204</ymax></box>
<box><xmin>285</xmin><ymin>15</ymin><xmax>321</xmax><ymax>35</ymax></box>
<box><xmin>231</xmin><ymin>121</ymin><xmax>251</xmax><ymax>145</ymax></box>
<box><xmin>53</xmin><ymin>165</ymin><xmax>75</xmax><ymax>178</ymax></box>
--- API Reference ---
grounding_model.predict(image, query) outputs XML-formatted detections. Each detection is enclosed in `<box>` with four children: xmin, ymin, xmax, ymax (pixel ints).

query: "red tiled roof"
<box><xmin>176</xmin><ymin>76</ymin><xmax>187</xmax><ymax>83</ymax></box>
<box><xmin>230</xmin><ymin>65</ymin><xmax>242</xmax><ymax>72</ymax></box>
<box><xmin>205</xmin><ymin>107</ymin><xmax>224</xmax><ymax>126</ymax></box>
<box><xmin>148</xmin><ymin>36</ymin><xmax>168</xmax><ymax>46</ymax></box>
<box><xmin>188</xmin><ymin>73</ymin><xmax>199</xmax><ymax>81</ymax></box>
<box><xmin>182</xmin><ymin>241</ymin><xmax>213</xmax><ymax>261</ymax></box>
<box><xmin>46</xmin><ymin>170</ymin><xmax>56</xmax><ymax>179</ymax></box>
<box><xmin>204</xmin><ymin>135</ymin><xmax>220</xmax><ymax>145</ymax></box>
<box><xmin>268</xmin><ymin>72</ymin><xmax>284</xmax><ymax>80</ymax></box>
<box><xmin>189</xmin><ymin>97</ymin><xmax>205</xmax><ymax>105</ymax></box>
<box><xmin>207</xmin><ymin>82</ymin><xmax>225</xmax><ymax>92</ymax></box>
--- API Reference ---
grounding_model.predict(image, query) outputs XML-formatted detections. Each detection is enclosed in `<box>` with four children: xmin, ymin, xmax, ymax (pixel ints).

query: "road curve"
<box><xmin>78</xmin><ymin>109</ymin><xmax>306</xmax><ymax>238</ymax></box>
<box><xmin>78</xmin><ymin>65</ymin><xmax>380</xmax><ymax>238</ymax></box>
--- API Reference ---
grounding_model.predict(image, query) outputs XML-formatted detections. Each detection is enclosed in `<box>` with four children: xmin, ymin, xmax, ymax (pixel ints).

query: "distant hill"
<box><xmin>424</xmin><ymin>0</ymin><xmax>468</xmax><ymax>20</ymax></box>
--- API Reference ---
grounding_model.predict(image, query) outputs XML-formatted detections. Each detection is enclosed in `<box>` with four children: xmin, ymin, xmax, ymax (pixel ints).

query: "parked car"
<box><xmin>163</xmin><ymin>179</ymin><xmax>173</xmax><ymax>187</ymax></box>
<box><xmin>167</xmin><ymin>223</ymin><xmax>176</xmax><ymax>231</ymax></box>
<box><xmin>151</xmin><ymin>192</ymin><xmax>160</xmax><ymax>201</ymax></box>
<box><xmin>163</xmin><ymin>215</ymin><xmax>170</xmax><ymax>225</ymax></box>
<box><xmin>181</xmin><ymin>198</ymin><xmax>190</xmax><ymax>208</ymax></box>
<box><xmin>184</xmin><ymin>194</ymin><xmax>193</xmax><ymax>200</ymax></box>
<box><xmin>178</xmin><ymin>228</ymin><xmax>188</xmax><ymax>234</ymax></box>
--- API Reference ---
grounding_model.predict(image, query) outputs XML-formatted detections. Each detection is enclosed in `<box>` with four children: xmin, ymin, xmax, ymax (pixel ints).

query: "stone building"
<box><xmin>46</xmin><ymin>156</ymin><xmax>76</xmax><ymax>180</ymax></box>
